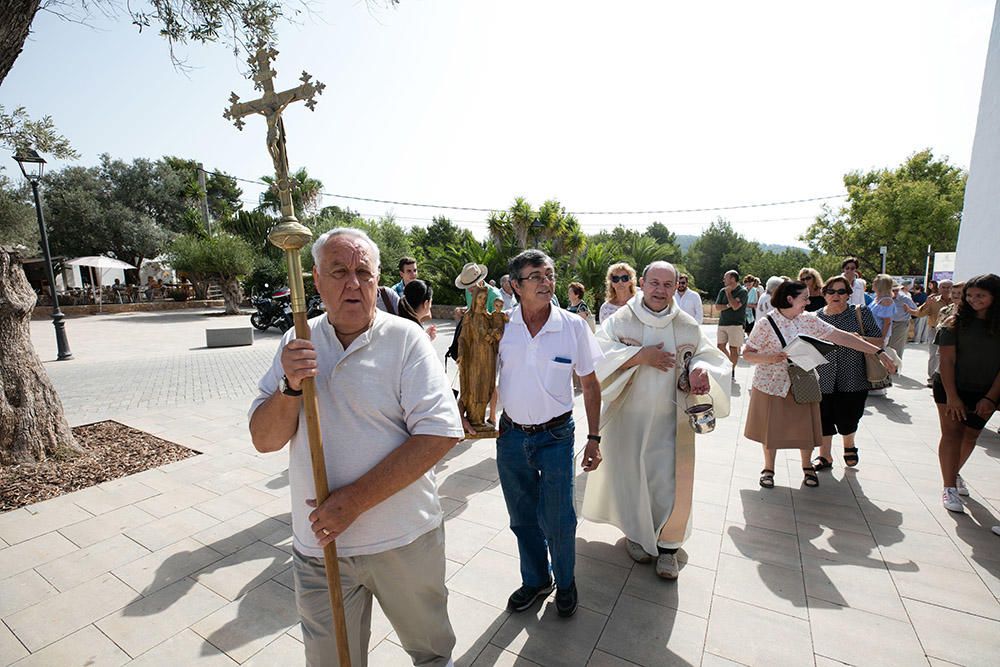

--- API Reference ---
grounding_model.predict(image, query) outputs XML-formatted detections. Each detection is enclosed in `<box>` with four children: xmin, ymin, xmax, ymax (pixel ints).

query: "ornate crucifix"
<box><xmin>224</xmin><ymin>45</ymin><xmax>325</xmax><ymax>220</ymax></box>
<box><xmin>223</xmin><ymin>46</ymin><xmax>351</xmax><ymax>667</ymax></box>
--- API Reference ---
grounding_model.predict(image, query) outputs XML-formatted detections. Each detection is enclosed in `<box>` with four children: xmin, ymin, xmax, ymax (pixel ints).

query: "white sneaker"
<box><xmin>942</xmin><ymin>487</ymin><xmax>964</xmax><ymax>513</ymax></box>
<box><xmin>625</xmin><ymin>539</ymin><xmax>654</xmax><ymax>564</ymax></box>
<box><xmin>992</xmin><ymin>526</ymin><xmax>1000</xmax><ymax>537</ymax></box>
<box><xmin>656</xmin><ymin>553</ymin><xmax>679</xmax><ymax>579</ymax></box>
<box><xmin>869</xmin><ymin>388</ymin><xmax>887</xmax><ymax>396</ymax></box>
<box><xmin>956</xmin><ymin>474</ymin><xmax>970</xmax><ymax>497</ymax></box>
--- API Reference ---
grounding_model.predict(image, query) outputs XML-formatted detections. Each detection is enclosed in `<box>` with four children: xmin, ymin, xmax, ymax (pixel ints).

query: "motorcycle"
<box><xmin>250</xmin><ymin>286</ymin><xmax>293</xmax><ymax>333</ymax></box>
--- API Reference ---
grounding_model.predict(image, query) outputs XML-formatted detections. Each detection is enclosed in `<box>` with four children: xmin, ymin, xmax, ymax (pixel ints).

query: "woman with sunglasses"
<box><xmin>743</xmin><ymin>280</ymin><xmax>896</xmax><ymax>489</ymax></box>
<box><xmin>600</xmin><ymin>262</ymin><xmax>637</xmax><ymax>323</ymax></box>
<box><xmin>798</xmin><ymin>268</ymin><xmax>826</xmax><ymax>312</ymax></box>
<box><xmin>811</xmin><ymin>276</ymin><xmax>884</xmax><ymax>470</ymax></box>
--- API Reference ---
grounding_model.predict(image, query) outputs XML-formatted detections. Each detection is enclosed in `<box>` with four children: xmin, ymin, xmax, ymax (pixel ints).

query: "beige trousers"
<box><xmin>292</xmin><ymin>524</ymin><xmax>455</xmax><ymax>667</ymax></box>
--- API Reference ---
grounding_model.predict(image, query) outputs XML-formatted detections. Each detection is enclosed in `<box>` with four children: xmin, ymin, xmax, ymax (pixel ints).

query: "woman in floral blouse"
<box><xmin>743</xmin><ymin>280</ymin><xmax>896</xmax><ymax>489</ymax></box>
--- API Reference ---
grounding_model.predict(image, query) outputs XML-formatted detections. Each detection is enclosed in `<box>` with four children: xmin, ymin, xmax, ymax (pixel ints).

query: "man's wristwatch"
<box><xmin>281</xmin><ymin>376</ymin><xmax>303</xmax><ymax>397</ymax></box>
<box><xmin>587</xmin><ymin>434</ymin><xmax>601</xmax><ymax>443</ymax></box>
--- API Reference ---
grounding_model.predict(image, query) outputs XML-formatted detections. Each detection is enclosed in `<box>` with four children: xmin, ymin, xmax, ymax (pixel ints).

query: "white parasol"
<box><xmin>63</xmin><ymin>256</ymin><xmax>137</xmax><ymax>311</ymax></box>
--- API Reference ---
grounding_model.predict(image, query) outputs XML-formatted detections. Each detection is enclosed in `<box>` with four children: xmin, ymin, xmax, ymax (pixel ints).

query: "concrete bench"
<box><xmin>206</xmin><ymin>327</ymin><xmax>254</xmax><ymax>348</ymax></box>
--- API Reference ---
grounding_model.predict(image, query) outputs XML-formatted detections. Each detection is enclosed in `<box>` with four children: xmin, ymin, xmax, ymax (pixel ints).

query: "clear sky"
<box><xmin>2</xmin><ymin>0</ymin><xmax>994</xmax><ymax>246</ymax></box>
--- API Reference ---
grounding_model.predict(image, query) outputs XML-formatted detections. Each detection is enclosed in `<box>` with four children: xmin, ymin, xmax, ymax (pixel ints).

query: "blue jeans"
<box><xmin>496</xmin><ymin>415</ymin><xmax>577</xmax><ymax>590</ymax></box>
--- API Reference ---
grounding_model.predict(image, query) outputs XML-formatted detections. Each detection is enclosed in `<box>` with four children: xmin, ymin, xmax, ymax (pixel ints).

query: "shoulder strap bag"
<box><xmin>855</xmin><ymin>306</ymin><xmax>890</xmax><ymax>383</ymax></box>
<box><xmin>766</xmin><ymin>315</ymin><xmax>822</xmax><ymax>404</ymax></box>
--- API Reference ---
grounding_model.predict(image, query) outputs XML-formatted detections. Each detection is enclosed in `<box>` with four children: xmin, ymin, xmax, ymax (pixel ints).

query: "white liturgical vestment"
<box><xmin>582</xmin><ymin>294</ymin><xmax>732</xmax><ymax>554</ymax></box>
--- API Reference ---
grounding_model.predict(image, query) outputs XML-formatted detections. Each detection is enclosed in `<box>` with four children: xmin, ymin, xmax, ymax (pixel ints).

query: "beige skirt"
<box><xmin>744</xmin><ymin>388</ymin><xmax>823</xmax><ymax>450</ymax></box>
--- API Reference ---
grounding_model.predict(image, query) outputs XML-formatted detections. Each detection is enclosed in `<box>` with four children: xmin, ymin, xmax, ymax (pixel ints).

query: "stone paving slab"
<box><xmin>1</xmin><ymin>309</ymin><xmax>998</xmax><ymax>665</ymax></box>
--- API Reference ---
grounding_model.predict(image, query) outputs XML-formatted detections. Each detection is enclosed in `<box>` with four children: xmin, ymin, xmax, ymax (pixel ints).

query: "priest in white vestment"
<box><xmin>582</xmin><ymin>262</ymin><xmax>732</xmax><ymax>579</ymax></box>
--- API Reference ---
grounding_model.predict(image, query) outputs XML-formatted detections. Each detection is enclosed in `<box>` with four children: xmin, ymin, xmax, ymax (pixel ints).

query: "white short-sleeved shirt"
<box><xmin>847</xmin><ymin>278</ymin><xmax>866</xmax><ymax>306</ymax></box>
<box><xmin>746</xmin><ymin>311</ymin><xmax>836</xmax><ymax>397</ymax></box>
<box><xmin>498</xmin><ymin>305</ymin><xmax>604</xmax><ymax>425</ymax></box>
<box><xmin>249</xmin><ymin>311</ymin><xmax>465</xmax><ymax>558</ymax></box>
<box><xmin>673</xmin><ymin>289</ymin><xmax>704</xmax><ymax>324</ymax></box>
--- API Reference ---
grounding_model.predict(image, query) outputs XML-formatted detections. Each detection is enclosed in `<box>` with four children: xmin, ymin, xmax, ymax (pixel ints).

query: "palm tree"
<box><xmin>258</xmin><ymin>167</ymin><xmax>324</xmax><ymax>218</ymax></box>
<box><xmin>573</xmin><ymin>242</ymin><xmax>616</xmax><ymax>317</ymax></box>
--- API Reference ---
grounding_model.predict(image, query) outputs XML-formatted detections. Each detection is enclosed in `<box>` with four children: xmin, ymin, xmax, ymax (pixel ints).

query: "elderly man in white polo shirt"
<box><xmin>249</xmin><ymin>227</ymin><xmax>465</xmax><ymax>667</ymax></box>
<box><xmin>496</xmin><ymin>249</ymin><xmax>604</xmax><ymax>619</ymax></box>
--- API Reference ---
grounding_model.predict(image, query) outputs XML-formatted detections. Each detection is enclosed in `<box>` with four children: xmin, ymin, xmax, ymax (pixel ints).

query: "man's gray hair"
<box><xmin>500</xmin><ymin>274</ymin><xmax>511</xmax><ymax>286</ymax></box>
<box><xmin>508</xmin><ymin>249</ymin><xmax>552</xmax><ymax>280</ymax></box>
<box><xmin>641</xmin><ymin>261</ymin><xmax>677</xmax><ymax>280</ymax></box>
<box><xmin>311</xmin><ymin>227</ymin><xmax>381</xmax><ymax>273</ymax></box>
<box><xmin>765</xmin><ymin>276</ymin><xmax>784</xmax><ymax>294</ymax></box>
<box><xmin>938</xmin><ymin>279</ymin><xmax>953</xmax><ymax>289</ymax></box>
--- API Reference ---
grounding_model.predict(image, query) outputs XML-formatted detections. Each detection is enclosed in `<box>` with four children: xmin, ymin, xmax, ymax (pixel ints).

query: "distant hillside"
<box><xmin>676</xmin><ymin>234</ymin><xmax>808</xmax><ymax>254</ymax></box>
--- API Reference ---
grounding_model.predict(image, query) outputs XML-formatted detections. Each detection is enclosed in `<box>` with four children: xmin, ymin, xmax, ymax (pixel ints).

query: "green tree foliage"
<box><xmin>645</xmin><ymin>221</ymin><xmax>678</xmax><ymax>247</ymax></box>
<box><xmin>167</xmin><ymin>233</ymin><xmax>257</xmax><ymax>313</ymax></box>
<box><xmin>163</xmin><ymin>157</ymin><xmax>243</xmax><ymax>225</ymax></box>
<box><xmin>571</xmin><ymin>242</ymin><xmax>616</xmax><ymax>314</ymax></box>
<box><xmin>409</xmin><ymin>216</ymin><xmax>475</xmax><ymax>255</ymax></box>
<box><xmin>422</xmin><ymin>235</ymin><xmax>511</xmax><ymax>306</ymax></box>
<box><xmin>43</xmin><ymin>165</ymin><xmax>171</xmax><ymax>269</ymax></box>
<box><xmin>259</xmin><ymin>167</ymin><xmax>324</xmax><ymax>219</ymax></box>
<box><xmin>801</xmin><ymin>150</ymin><xmax>966</xmax><ymax>275</ymax></box>
<box><xmin>0</xmin><ymin>173</ymin><xmax>38</xmax><ymax>249</ymax></box>
<box><xmin>682</xmin><ymin>219</ymin><xmax>759</xmax><ymax>294</ymax></box>
<box><xmin>0</xmin><ymin>106</ymin><xmax>77</xmax><ymax>159</ymax></box>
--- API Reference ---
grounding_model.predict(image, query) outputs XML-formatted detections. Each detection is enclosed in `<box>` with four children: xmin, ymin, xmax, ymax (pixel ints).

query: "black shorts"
<box><xmin>932</xmin><ymin>379</ymin><xmax>988</xmax><ymax>430</ymax></box>
<box><xmin>820</xmin><ymin>390</ymin><xmax>869</xmax><ymax>436</ymax></box>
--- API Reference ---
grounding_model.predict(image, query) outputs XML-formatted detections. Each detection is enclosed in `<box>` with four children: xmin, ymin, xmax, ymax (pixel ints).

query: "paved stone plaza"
<box><xmin>3</xmin><ymin>309</ymin><xmax>1000</xmax><ymax>666</ymax></box>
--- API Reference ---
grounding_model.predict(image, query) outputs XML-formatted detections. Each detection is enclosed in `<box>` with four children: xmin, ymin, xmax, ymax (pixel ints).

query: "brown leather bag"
<box><xmin>855</xmin><ymin>306</ymin><xmax>889</xmax><ymax>383</ymax></box>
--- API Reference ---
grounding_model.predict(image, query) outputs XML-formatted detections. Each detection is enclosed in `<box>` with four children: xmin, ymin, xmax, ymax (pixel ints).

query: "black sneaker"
<box><xmin>507</xmin><ymin>581</ymin><xmax>553</xmax><ymax>612</ymax></box>
<box><xmin>555</xmin><ymin>581</ymin><xmax>578</xmax><ymax>617</ymax></box>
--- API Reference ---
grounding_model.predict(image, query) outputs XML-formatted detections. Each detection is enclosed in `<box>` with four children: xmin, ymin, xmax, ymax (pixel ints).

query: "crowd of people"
<box><xmin>248</xmin><ymin>230</ymin><xmax>999</xmax><ymax>666</ymax></box>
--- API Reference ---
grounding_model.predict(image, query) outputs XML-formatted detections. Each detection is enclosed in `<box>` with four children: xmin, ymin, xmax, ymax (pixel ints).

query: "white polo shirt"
<box><xmin>498</xmin><ymin>304</ymin><xmax>603</xmax><ymax>426</ymax></box>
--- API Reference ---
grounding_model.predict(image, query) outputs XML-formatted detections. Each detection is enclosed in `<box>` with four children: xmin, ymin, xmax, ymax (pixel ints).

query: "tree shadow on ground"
<box><xmin>122</xmin><ymin>517</ymin><xmax>295</xmax><ymax>659</ymax></box>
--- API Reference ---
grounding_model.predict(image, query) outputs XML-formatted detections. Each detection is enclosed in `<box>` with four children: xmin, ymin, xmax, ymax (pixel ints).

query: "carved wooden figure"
<box><xmin>458</xmin><ymin>286</ymin><xmax>507</xmax><ymax>438</ymax></box>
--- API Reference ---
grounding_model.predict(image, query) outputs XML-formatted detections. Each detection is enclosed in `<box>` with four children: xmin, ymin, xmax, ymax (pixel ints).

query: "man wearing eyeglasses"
<box><xmin>715</xmin><ymin>270</ymin><xmax>748</xmax><ymax>379</ymax></box>
<box><xmin>496</xmin><ymin>249</ymin><xmax>604</xmax><ymax>619</ymax></box>
<box><xmin>673</xmin><ymin>273</ymin><xmax>704</xmax><ymax>324</ymax></box>
<box><xmin>583</xmin><ymin>261</ymin><xmax>731</xmax><ymax>579</ymax></box>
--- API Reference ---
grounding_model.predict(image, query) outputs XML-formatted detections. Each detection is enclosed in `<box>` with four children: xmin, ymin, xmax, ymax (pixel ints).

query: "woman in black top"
<box><xmin>812</xmin><ymin>276</ymin><xmax>883</xmax><ymax>471</ymax></box>
<box><xmin>798</xmin><ymin>267</ymin><xmax>826</xmax><ymax>312</ymax></box>
<box><xmin>935</xmin><ymin>274</ymin><xmax>1000</xmax><ymax>514</ymax></box>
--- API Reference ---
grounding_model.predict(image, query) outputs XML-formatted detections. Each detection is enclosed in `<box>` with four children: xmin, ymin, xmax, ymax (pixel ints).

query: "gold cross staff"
<box><xmin>223</xmin><ymin>46</ymin><xmax>351</xmax><ymax>667</ymax></box>
<box><xmin>223</xmin><ymin>45</ymin><xmax>325</xmax><ymax>219</ymax></box>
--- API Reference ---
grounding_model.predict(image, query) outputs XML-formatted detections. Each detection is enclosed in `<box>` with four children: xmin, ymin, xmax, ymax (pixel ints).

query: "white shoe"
<box><xmin>992</xmin><ymin>526</ymin><xmax>1000</xmax><ymax>537</ymax></box>
<box><xmin>656</xmin><ymin>552</ymin><xmax>679</xmax><ymax>579</ymax></box>
<box><xmin>942</xmin><ymin>487</ymin><xmax>964</xmax><ymax>513</ymax></box>
<box><xmin>869</xmin><ymin>388</ymin><xmax>887</xmax><ymax>396</ymax></box>
<box><xmin>625</xmin><ymin>539</ymin><xmax>654</xmax><ymax>563</ymax></box>
<box><xmin>956</xmin><ymin>474</ymin><xmax>970</xmax><ymax>497</ymax></box>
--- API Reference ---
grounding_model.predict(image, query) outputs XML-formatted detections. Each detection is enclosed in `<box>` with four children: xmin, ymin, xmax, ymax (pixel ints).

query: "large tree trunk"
<box><xmin>221</xmin><ymin>278</ymin><xmax>243</xmax><ymax>315</ymax></box>
<box><xmin>0</xmin><ymin>248</ymin><xmax>82</xmax><ymax>465</ymax></box>
<box><xmin>0</xmin><ymin>0</ymin><xmax>41</xmax><ymax>87</ymax></box>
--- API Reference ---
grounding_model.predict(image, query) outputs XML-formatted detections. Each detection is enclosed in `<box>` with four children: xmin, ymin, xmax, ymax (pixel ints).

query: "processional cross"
<box><xmin>223</xmin><ymin>46</ymin><xmax>351</xmax><ymax>667</ymax></box>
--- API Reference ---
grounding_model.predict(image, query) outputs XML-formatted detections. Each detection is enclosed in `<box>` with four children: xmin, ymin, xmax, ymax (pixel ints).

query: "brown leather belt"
<box><xmin>501</xmin><ymin>411</ymin><xmax>572</xmax><ymax>435</ymax></box>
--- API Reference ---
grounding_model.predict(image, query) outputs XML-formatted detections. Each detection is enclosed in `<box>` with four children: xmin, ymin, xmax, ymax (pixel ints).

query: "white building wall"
<box><xmin>955</xmin><ymin>0</ymin><xmax>1000</xmax><ymax>281</ymax></box>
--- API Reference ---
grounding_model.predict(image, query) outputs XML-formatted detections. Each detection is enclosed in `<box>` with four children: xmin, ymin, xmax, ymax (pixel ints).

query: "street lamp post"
<box><xmin>14</xmin><ymin>149</ymin><xmax>72</xmax><ymax>361</ymax></box>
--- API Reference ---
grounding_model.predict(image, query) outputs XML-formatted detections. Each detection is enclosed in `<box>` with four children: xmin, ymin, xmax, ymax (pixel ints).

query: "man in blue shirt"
<box><xmin>392</xmin><ymin>257</ymin><xmax>418</xmax><ymax>296</ymax></box>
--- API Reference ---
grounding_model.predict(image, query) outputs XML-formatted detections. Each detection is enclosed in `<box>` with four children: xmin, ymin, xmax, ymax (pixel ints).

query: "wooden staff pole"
<box><xmin>269</xmin><ymin>222</ymin><xmax>352</xmax><ymax>667</ymax></box>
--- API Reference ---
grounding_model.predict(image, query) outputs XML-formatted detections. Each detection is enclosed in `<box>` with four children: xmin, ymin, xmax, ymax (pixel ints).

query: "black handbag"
<box><xmin>766</xmin><ymin>316</ymin><xmax>822</xmax><ymax>404</ymax></box>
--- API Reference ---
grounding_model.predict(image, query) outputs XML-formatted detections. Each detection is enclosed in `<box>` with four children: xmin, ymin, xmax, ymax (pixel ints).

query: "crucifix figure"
<box><xmin>223</xmin><ymin>45</ymin><xmax>351</xmax><ymax>666</ymax></box>
<box><xmin>223</xmin><ymin>45</ymin><xmax>325</xmax><ymax>220</ymax></box>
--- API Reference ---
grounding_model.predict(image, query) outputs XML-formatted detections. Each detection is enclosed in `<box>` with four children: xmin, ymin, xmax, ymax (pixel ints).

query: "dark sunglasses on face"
<box><xmin>823</xmin><ymin>288</ymin><xmax>849</xmax><ymax>295</ymax></box>
<box><xmin>800</xmin><ymin>276</ymin><xmax>813</xmax><ymax>281</ymax></box>
<box><xmin>611</xmin><ymin>275</ymin><xmax>631</xmax><ymax>283</ymax></box>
